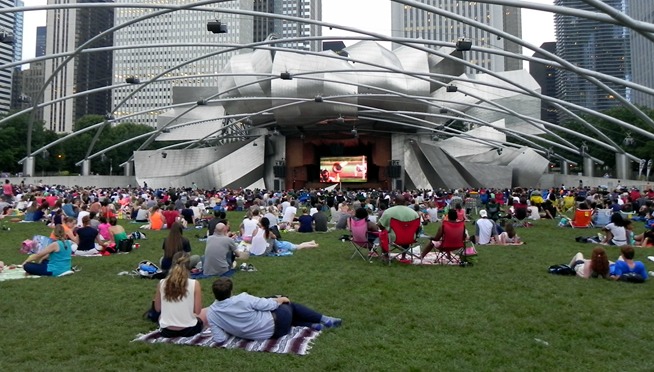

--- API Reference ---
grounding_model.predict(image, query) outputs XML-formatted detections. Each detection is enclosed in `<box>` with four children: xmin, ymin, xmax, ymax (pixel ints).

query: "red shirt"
<box><xmin>2</xmin><ymin>183</ymin><xmax>12</xmax><ymax>196</ymax></box>
<box><xmin>162</xmin><ymin>210</ymin><xmax>180</xmax><ymax>228</ymax></box>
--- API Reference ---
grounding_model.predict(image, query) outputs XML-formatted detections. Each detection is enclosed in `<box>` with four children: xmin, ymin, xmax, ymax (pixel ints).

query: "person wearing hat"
<box><xmin>475</xmin><ymin>209</ymin><xmax>498</xmax><ymax>245</ymax></box>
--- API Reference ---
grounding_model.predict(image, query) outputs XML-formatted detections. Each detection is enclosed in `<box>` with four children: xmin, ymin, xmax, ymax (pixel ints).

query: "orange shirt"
<box><xmin>150</xmin><ymin>211</ymin><xmax>165</xmax><ymax>230</ymax></box>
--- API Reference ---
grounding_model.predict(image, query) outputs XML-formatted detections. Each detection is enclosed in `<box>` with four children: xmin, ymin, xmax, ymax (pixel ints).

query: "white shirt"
<box><xmin>77</xmin><ymin>211</ymin><xmax>90</xmax><ymax>227</ymax></box>
<box><xmin>282</xmin><ymin>206</ymin><xmax>297</xmax><ymax>223</ymax></box>
<box><xmin>241</xmin><ymin>217</ymin><xmax>258</xmax><ymax>238</ymax></box>
<box><xmin>604</xmin><ymin>223</ymin><xmax>627</xmax><ymax>246</ymax></box>
<box><xmin>158</xmin><ymin>279</ymin><xmax>197</xmax><ymax>329</ymax></box>
<box><xmin>475</xmin><ymin>218</ymin><xmax>496</xmax><ymax>245</ymax></box>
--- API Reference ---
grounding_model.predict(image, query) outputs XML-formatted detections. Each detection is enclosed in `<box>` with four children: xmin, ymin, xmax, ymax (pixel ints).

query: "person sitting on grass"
<box><xmin>568</xmin><ymin>247</ymin><xmax>611</xmax><ymax>279</ymax></box>
<box><xmin>496</xmin><ymin>222</ymin><xmax>523</xmax><ymax>245</ymax></box>
<box><xmin>297</xmin><ymin>208</ymin><xmax>314</xmax><ymax>233</ymax></box>
<box><xmin>601</xmin><ymin>213</ymin><xmax>627</xmax><ymax>246</ymax></box>
<box><xmin>154</xmin><ymin>252</ymin><xmax>205</xmax><ymax>338</ymax></box>
<box><xmin>474</xmin><ymin>210</ymin><xmax>498</xmax><ymax>245</ymax></box>
<box><xmin>161</xmin><ymin>222</ymin><xmax>200</xmax><ymax>273</ymax></box>
<box><xmin>108</xmin><ymin>217</ymin><xmax>128</xmax><ymax>247</ymax></box>
<box><xmin>201</xmin><ymin>223</ymin><xmax>241</xmax><ymax>277</ymax></box>
<box><xmin>250</xmin><ymin>217</ymin><xmax>319</xmax><ymax>256</ymax></box>
<box><xmin>635</xmin><ymin>226</ymin><xmax>654</xmax><ymax>247</ymax></box>
<box><xmin>75</xmin><ymin>215</ymin><xmax>109</xmax><ymax>256</ymax></box>
<box><xmin>203</xmin><ymin>278</ymin><xmax>341</xmax><ymax>343</ymax></box>
<box><xmin>610</xmin><ymin>246</ymin><xmax>648</xmax><ymax>282</ymax></box>
<box><xmin>22</xmin><ymin>225</ymin><xmax>73</xmax><ymax>277</ymax></box>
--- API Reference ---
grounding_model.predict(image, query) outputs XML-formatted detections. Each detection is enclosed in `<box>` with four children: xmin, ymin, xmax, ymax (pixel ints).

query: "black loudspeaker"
<box><xmin>274</xmin><ymin>179</ymin><xmax>281</xmax><ymax>191</ymax></box>
<box><xmin>388</xmin><ymin>165</ymin><xmax>402</xmax><ymax>178</ymax></box>
<box><xmin>273</xmin><ymin>165</ymin><xmax>286</xmax><ymax>178</ymax></box>
<box><xmin>395</xmin><ymin>179</ymin><xmax>403</xmax><ymax>191</ymax></box>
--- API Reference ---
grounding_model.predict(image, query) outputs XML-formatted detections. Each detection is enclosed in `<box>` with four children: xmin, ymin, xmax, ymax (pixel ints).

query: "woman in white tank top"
<box><xmin>155</xmin><ymin>252</ymin><xmax>205</xmax><ymax>338</ymax></box>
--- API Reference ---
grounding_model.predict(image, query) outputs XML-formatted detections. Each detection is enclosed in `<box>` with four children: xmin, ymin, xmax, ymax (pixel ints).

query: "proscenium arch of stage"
<box><xmin>2</xmin><ymin>1</ymin><xmax>651</xmax><ymax>184</ymax></box>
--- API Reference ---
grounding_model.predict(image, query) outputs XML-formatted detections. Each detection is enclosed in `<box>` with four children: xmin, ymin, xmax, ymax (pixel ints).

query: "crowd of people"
<box><xmin>3</xmin><ymin>178</ymin><xmax>654</xmax><ymax>340</ymax></box>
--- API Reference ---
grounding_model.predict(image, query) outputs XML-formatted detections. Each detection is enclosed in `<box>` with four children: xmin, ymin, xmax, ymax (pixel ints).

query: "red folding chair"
<box><xmin>434</xmin><ymin>220</ymin><xmax>466</xmax><ymax>265</ymax></box>
<box><xmin>380</xmin><ymin>218</ymin><xmax>421</xmax><ymax>264</ymax></box>
<box><xmin>570</xmin><ymin>209</ymin><xmax>593</xmax><ymax>228</ymax></box>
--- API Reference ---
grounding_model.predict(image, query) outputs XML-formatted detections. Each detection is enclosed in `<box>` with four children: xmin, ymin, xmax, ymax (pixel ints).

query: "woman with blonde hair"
<box><xmin>22</xmin><ymin>225</ymin><xmax>73</xmax><ymax>277</ymax></box>
<box><xmin>569</xmin><ymin>247</ymin><xmax>611</xmax><ymax>279</ymax></box>
<box><xmin>154</xmin><ymin>252</ymin><xmax>204</xmax><ymax>337</ymax></box>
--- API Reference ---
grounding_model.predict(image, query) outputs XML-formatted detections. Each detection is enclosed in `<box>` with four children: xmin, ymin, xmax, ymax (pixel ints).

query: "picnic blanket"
<box><xmin>0</xmin><ymin>267</ymin><xmax>40</xmax><ymax>281</ymax></box>
<box><xmin>133</xmin><ymin>326</ymin><xmax>320</xmax><ymax>355</ymax></box>
<box><xmin>389</xmin><ymin>251</ymin><xmax>463</xmax><ymax>265</ymax></box>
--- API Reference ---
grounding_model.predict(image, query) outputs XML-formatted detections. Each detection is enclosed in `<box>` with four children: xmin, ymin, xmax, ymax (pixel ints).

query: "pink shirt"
<box><xmin>2</xmin><ymin>183</ymin><xmax>12</xmax><ymax>196</ymax></box>
<box><xmin>98</xmin><ymin>223</ymin><xmax>112</xmax><ymax>241</ymax></box>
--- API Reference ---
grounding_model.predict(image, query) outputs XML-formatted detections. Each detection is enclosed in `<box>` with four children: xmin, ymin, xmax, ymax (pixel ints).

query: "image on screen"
<box><xmin>319</xmin><ymin>156</ymin><xmax>368</xmax><ymax>183</ymax></box>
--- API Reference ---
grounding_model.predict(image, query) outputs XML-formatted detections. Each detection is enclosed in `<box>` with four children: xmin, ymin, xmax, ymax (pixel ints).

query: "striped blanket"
<box><xmin>133</xmin><ymin>326</ymin><xmax>320</xmax><ymax>355</ymax></box>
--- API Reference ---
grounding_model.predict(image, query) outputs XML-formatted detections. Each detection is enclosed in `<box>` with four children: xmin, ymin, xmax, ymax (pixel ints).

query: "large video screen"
<box><xmin>319</xmin><ymin>156</ymin><xmax>368</xmax><ymax>183</ymax></box>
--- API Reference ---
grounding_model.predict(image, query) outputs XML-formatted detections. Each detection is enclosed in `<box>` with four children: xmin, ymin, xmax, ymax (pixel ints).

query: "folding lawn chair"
<box><xmin>384</xmin><ymin>218</ymin><xmax>421</xmax><ymax>265</ymax></box>
<box><xmin>347</xmin><ymin>217</ymin><xmax>377</xmax><ymax>261</ymax></box>
<box><xmin>434</xmin><ymin>220</ymin><xmax>466</xmax><ymax>265</ymax></box>
<box><xmin>570</xmin><ymin>209</ymin><xmax>593</xmax><ymax>228</ymax></box>
<box><xmin>592</xmin><ymin>209</ymin><xmax>612</xmax><ymax>227</ymax></box>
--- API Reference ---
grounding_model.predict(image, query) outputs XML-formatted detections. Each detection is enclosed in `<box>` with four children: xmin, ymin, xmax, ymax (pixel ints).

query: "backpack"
<box><xmin>130</xmin><ymin>231</ymin><xmax>147</xmax><ymax>240</ymax></box>
<box><xmin>618</xmin><ymin>272</ymin><xmax>646</xmax><ymax>283</ymax></box>
<box><xmin>548</xmin><ymin>264</ymin><xmax>576</xmax><ymax>276</ymax></box>
<box><xmin>117</xmin><ymin>238</ymin><xmax>134</xmax><ymax>253</ymax></box>
<box><xmin>136</xmin><ymin>260</ymin><xmax>164</xmax><ymax>279</ymax></box>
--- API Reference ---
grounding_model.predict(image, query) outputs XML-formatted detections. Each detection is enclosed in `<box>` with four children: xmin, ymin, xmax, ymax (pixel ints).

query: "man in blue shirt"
<box><xmin>205</xmin><ymin>278</ymin><xmax>341</xmax><ymax>343</ymax></box>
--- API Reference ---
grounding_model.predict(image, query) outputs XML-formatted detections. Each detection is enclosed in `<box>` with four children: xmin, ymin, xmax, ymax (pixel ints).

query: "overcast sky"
<box><xmin>20</xmin><ymin>0</ymin><xmax>555</xmax><ymax>63</ymax></box>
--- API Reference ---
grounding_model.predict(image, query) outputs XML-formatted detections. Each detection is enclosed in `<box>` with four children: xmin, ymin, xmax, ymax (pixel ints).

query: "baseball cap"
<box><xmin>479</xmin><ymin>210</ymin><xmax>488</xmax><ymax>218</ymax></box>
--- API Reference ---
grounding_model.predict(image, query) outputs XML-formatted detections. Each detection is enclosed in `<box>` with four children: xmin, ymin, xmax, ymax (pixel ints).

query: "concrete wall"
<box><xmin>538</xmin><ymin>173</ymin><xmax>653</xmax><ymax>190</ymax></box>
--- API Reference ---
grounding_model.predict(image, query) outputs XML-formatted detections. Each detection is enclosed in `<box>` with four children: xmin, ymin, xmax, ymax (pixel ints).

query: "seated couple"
<box><xmin>153</xmin><ymin>253</ymin><xmax>341</xmax><ymax>340</ymax></box>
<box><xmin>568</xmin><ymin>246</ymin><xmax>648</xmax><ymax>281</ymax></box>
<box><xmin>249</xmin><ymin>217</ymin><xmax>319</xmax><ymax>256</ymax></box>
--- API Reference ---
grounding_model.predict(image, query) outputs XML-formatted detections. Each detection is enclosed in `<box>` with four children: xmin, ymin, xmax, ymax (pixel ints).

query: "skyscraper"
<box><xmin>277</xmin><ymin>0</ymin><xmax>322</xmax><ymax>52</ymax></box>
<box><xmin>390</xmin><ymin>1</ymin><xmax>523</xmax><ymax>73</ymax></box>
<box><xmin>0</xmin><ymin>0</ymin><xmax>15</xmax><ymax>113</ymax></box>
<box><xmin>554</xmin><ymin>0</ymin><xmax>631</xmax><ymax>116</ymax></box>
<box><xmin>18</xmin><ymin>27</ymin><xmax>47</xmax><ymax>117</ymax></box>
<box><xmin>628</xmin><ymin>1</ymin><xmax>654</xmax><ymax>108</ymax></box>
<box><xmin>530</xmin><ymin>42</ymin><xmax>558</xmax><ymax>124</ymax></box>
<box><xmin>111</xmin><ymin>0</ymin><xmax>253</xmax><ymax>127</ymax></box>
<box><xmin>43</xmin><ymin>0</ymin><xmax>114</xmax><ymax>133</ymax></box>
<box><xmin>10</xmin><ymin>0</ymin><xmax>23</xmax><ymax>111</ymax></box>
<box><xmin>12</xmin><ymin>0</ymin><xmax>22</xmax><ymax>64</ymax></box>
<box><xmin>35</xmin><ymin>26</ymin><xmax>46</xmax><ymax>58</ymax></box>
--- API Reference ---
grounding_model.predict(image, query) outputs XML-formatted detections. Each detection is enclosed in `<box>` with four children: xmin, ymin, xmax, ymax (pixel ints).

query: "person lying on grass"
<box><xmin>249</xmin><ymin>217</ymin><xmax>319</xmax><ymax>256</ymax></box>
<box><xmin>569</xmin><ymin>247</ymin><xmax>612</xmax><ymax>279</ymax></box>
<box><xmin>609</xmin><ymin>246</ymin><xmax>648</xmax><ymax>282</ymax></box>
<box><xmin>496</xmin><ymin>222</ymin><xmax>524</xmax><ymax>245</ymax></box>
<box><xmin>203</xmin><ymin>278</ymin><xmax>341</xmax><ymax>343</ymax></box>
<box><xmin>22</xmin><ymin>225</ymin><xmax>73</xmax><ymax>277</ymax></box>
<box><xmin>154</xmin><ymin>252</ymin><xmax>205</xmax><ymax>338</ymax></box>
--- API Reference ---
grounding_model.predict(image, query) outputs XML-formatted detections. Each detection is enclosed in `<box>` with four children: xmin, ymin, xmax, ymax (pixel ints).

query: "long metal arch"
<box><xmin>18</xmin><ymin>39</ymin><xmax>643</xmax><ymax>166</ymax></box>
<box><xmin>10</xmin><ymin>4</ymin><xmax>652</xmax><ymax>150</ymax></box>
<box><xmin>7</xmin><ymin>3</ymin><xmax>648</xmax><ymax>138</ymax></box>
<box><xmin>8</xmin><ymin>4</ymin><xmax>650</xmax><ymax>168</ymax></box>
<box><xmin>581</xmin><ymin>0</ymin><xmax>654</xmax><ymax>42</ymax></box>
<box><xmin>6</xmin><ymin>0</ymin><xmax>653</xmax><ymax>134</ymax></box>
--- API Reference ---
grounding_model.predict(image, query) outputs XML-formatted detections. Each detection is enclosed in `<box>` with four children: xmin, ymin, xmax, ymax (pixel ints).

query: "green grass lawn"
<box><xmin>1</xmin><ymin>214</ymin><xmax>653</xmax><ymax>371</ymax></box>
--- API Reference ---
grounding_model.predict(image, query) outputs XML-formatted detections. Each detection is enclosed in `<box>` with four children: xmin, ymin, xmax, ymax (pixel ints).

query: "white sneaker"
<box><xmin>647</xmin><ymin>256</ymin><xmax>654</xmax><ymax>263</ymax></box>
